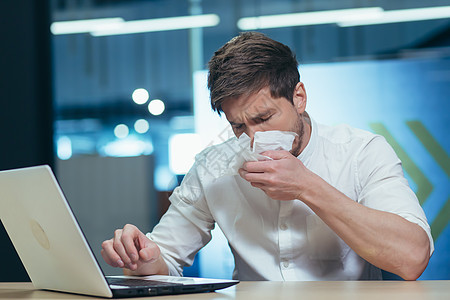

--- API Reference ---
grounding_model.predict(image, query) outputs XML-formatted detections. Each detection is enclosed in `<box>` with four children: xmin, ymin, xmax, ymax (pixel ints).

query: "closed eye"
<box><xmin>254</xmin><ymin>115</ymin><xmax>272</xmax><ymax>123</ymax></box>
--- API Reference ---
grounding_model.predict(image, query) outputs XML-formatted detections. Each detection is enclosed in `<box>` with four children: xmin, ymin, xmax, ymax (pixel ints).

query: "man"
<box><xmin>101</xmin><ymin>32</ymin><xmax>433</xmax><ymax>280</ymax></box>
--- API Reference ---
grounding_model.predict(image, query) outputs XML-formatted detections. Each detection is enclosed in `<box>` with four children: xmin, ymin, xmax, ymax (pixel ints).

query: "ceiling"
<box><xmin>50</xmin><ymin>0</ymin><xmax>450</xmax><ymax>125</ymax></box>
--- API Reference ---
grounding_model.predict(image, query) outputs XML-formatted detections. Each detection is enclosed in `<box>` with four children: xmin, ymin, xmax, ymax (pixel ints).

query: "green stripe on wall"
<box><xmin>406</xmin><ymin>121</ymin><xmax>450</xmax><ymax>177</ymax></box>
<box><xmin>431</xmin><ymin>198</ymin><xmax>450</xmax><ymax>241</ymax></box>
<box><xmin>370</xmin><ymin>123</ymin><xmax>433</xmax><ymax>205</ymax></box>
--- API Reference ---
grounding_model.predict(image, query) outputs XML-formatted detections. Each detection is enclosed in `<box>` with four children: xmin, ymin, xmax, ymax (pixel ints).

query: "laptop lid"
<box><xmin>0</xmin><ymin>165</ymin><xmax>113</xmax><ymax>297</ymax></box>
<box><xmin>0</xmin><ymin>165</ymin><xmax>238</xmax><ymax>298</ymax></box>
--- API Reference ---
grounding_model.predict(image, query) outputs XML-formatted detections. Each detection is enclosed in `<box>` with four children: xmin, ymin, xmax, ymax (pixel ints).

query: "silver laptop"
<box><xmin>0</xmin><ymin>165</ymin><xmax>238</xmax><ymax>298</ymax></box>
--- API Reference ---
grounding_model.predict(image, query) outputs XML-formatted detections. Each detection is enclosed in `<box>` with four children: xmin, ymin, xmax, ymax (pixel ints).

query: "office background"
<box><xmin>0</xmin><ymin>0</ymin><xmax>448</xmax><ymax>281</ymax></box>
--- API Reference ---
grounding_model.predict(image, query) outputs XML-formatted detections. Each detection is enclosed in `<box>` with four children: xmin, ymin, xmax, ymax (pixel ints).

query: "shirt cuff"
<box><xmin>398</xmin><ymin>213</ymin><xmax>435</xmax><ymax>255</ymax></box>
<box><xmin>145</xmin><ymin>232</ymin><xmax>183</xmax><ymax>276</ymax></box>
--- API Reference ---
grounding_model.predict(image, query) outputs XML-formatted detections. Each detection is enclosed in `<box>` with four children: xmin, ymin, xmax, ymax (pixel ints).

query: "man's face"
<box><xmin>221</xmin><ymin>83</ymin><xmax>307</xmax><ymax>157</ymax></box>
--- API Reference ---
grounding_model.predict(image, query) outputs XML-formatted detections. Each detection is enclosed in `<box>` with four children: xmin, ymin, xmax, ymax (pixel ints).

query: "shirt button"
<box><xmin>280</xmin><ymin>224</ymin><xmax>288</xmax><ymax>231</ymax></box>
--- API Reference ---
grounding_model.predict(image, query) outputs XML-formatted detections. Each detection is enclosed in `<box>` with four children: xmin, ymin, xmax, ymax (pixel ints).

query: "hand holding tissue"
<box><xmin>226</xmin><ymin>130</ymin><xmax>297</xmax><ymax>177</ymax></box>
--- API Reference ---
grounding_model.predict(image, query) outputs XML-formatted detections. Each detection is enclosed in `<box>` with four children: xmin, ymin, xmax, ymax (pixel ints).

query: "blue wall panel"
<box><xmin>303</xmin><ymin>55</ymin><xmax>449</xmax><ymax>279</ymax></box>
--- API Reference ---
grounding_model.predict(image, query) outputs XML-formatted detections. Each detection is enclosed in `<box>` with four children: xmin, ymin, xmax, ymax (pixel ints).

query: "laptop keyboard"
<box><xmin>107</xmin><ymin>277</ymin><xmax>183</xmax><ymax>287</ymax></box>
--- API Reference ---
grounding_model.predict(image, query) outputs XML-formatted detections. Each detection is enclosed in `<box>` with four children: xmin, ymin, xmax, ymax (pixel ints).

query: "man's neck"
<box><xmin>299</xmin><ymin>111</ymin><xmax>312</xmax><ymax>155</ymax></box>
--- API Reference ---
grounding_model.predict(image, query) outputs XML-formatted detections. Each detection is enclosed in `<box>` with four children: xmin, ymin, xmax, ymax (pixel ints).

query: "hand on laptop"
<box><xmin>101</xmin><ymin>224</ymin><xmax>169</xmax><ymax>276</ymax></box>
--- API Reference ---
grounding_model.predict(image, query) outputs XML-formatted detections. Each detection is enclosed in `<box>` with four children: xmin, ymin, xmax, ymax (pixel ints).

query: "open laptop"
<box><xmin>0</xmin><ymin>165</ymin><xmax>238</xmax><ymax>298</ymax></box>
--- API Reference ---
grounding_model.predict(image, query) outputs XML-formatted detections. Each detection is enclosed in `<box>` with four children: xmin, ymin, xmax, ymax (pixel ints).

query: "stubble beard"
<box><xmin>290</xmin><ymin>114</ymin><xmax>305</xmax><ymax>157</ymax></box>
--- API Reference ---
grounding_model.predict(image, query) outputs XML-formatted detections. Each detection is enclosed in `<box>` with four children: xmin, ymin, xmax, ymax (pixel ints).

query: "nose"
<box><xmin>245</xmin><ymin>127</ymin><xmax>257</xmax><ymax>147</ymax></box>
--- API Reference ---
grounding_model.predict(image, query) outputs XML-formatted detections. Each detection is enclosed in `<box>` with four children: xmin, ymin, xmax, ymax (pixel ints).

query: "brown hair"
<box><xmin>207</xmin><ymin>32</ymin><xmax>299</xmax><ymax>114</ymax></box>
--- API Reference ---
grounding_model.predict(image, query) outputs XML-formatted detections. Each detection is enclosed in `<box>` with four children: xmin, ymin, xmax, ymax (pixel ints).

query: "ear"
<box><xmin>292</xmin><ymin>82</ymin><xmax>307</xmax><ymax>114</ymax></box>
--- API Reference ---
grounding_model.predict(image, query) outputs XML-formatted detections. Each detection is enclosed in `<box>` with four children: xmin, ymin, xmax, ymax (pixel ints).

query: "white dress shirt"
<box><xmin>148</xmin><ymin>118</ymin><xmax>434</xmax><ymax>280</ymax></box>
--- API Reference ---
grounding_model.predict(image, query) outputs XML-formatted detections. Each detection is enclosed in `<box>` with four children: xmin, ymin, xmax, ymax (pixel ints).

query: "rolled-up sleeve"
<box><xmin>147</xmin><ymin>162</ymin><xmax>216</xmax><ymax>276</ymax></box>
<box><xmin>355</xmin><ymin>135</ymin><xmax>434</xmax><ymax>255</ymax></box>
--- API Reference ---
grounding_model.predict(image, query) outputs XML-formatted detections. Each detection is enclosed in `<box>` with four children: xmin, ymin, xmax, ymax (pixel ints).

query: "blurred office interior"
<box><xmin>0</xmin><ymin>0</ymin><xmax>449</xmax><ymax>281</ymax></box>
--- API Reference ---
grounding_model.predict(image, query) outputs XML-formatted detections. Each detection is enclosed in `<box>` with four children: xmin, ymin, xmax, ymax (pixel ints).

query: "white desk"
<box><xmin>1</xmin><ymin>280</ymin><xmax>449</xmax><ymax>300</ymax></box>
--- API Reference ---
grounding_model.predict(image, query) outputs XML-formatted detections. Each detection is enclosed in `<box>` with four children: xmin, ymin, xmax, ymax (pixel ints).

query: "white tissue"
<box><xmin>253</xmin><ymin>131</ymin><xmax>298</xmax><ymax>154</ymax></box>
<box><xmin>224</xmin><ymin>130</ymin><xmax>297</xmax><ymax>177</ymax></box>
<box><xmin>173</xmin><ymin>130</ymin><xmax>298</xmax><ymax>206</ymax></box>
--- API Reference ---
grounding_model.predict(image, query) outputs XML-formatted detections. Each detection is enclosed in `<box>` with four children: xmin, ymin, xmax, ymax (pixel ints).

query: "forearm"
<box><xmin>301</xmin><ymin>175</ymin><xmax>430</xmax><ymax>280</ymax></box>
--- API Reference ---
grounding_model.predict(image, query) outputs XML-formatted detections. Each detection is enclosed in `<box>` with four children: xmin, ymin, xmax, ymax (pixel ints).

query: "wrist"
<box><xmin>123</xmin><ymin>255</ymin><xmax>169</xmax><ymax>276</ymax></box>
<box><xmin>296</xmin><ymin>171</ymin><xmax>328</xmax><ymax>208</ymax></box>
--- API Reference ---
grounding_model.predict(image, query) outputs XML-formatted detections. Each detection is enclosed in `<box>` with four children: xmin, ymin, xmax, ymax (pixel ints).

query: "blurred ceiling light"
<box><xmin>338</xmin><ymin>6</ymin><xmax>450</xmax><ymax>27</ymax></box>
<box><xmin>57</xmin><ymin>136</ymin><xmax>72</xmax><ymax>160</ymax></box>
<box><xmin>148</xmin><ymin>99</ymin><xmax>165</xmax><ymax>116</ymax></box>
<box><xmin>237</xmin><ymin>7</ymin><xmax>384</xmax><ymax>30</ymax></box>
<box><xmin>51</xmin><ymin>17</ymin><xmax>125</xmax><ymax>35</ymax></box>
<box><xmin>238</xmin><ymin>6</ymin><xmax>450</xmax><ymax>30</ymax></box>
<box><xmin>132</xmin><ymin>88</ymin><xmax>149</xmax><ymax>105</ymax></box>
<box><xmin>101</xmin><ymin>138</ymin><xmax>153</xmax><ymax>157</ymax></box>
<box><xmin>134</xmin><ymin>119</ymin><xmax>150</xmax><ymax>134</ymax></box>
<box><xmin>91</xmin><ymin>14</ymin><xmax>220</xmax><ymax>36</ymax></box>
<box><xmin>114</xmin><ymin>124</ymin><xmax>129</xmax><ymax>139</ymax></box>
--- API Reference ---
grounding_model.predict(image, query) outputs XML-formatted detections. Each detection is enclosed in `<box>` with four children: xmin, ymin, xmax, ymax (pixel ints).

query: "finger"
<box><xmin>260</xmin><ymin>150</ymin><xmax>292</xmax><ymax>160</ymax></box>
<box><xmin>101</xmin><ymin>239</ymin><xmax>124</xmax><ymax>268</ymax></box>
<box><xmin>243</xmin><ymin>160</ymin><xmax>274</xmax><ymax>173</ymax></box>
<box><xmin>100</xmin><ymin>249</ymin><xmax>112</xmax><ymax>265</ymax></box>
<box><xmin>238</xmin><ymin>167</ymin><xmax>248</xmax><ymax>179</ymax></box>
<box><xmin>101</xmin><ymin>241</ymin><xmax>115</xmax><ymax>266</ymax></box>
<box><xmin>138</xmin><ymin>235</ymin><xmax>160</xmax><ymax>263</ymax></box>
<box><xmin>244</xmin><ymin>171</ymin><xmax>270</xmax><ymax>184</ymax></box>
<box><xmin>250</xmin><ymin>182</ymin><xmax>265</xmax><ymax>189</ymax></box>
<box><xmin>239</xmin><ymin>167</ymin><xmax>267</xmax><ymax>184</ymax></box>
<box><xmin>121</xmin><ymin>225</ymin><xmax>141</xmax><ymax>263</ymax></box>
<box><xmin>113</xmin><ymin>229</ymin><xmax>133</xmax><ymax>266</ymax></box>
